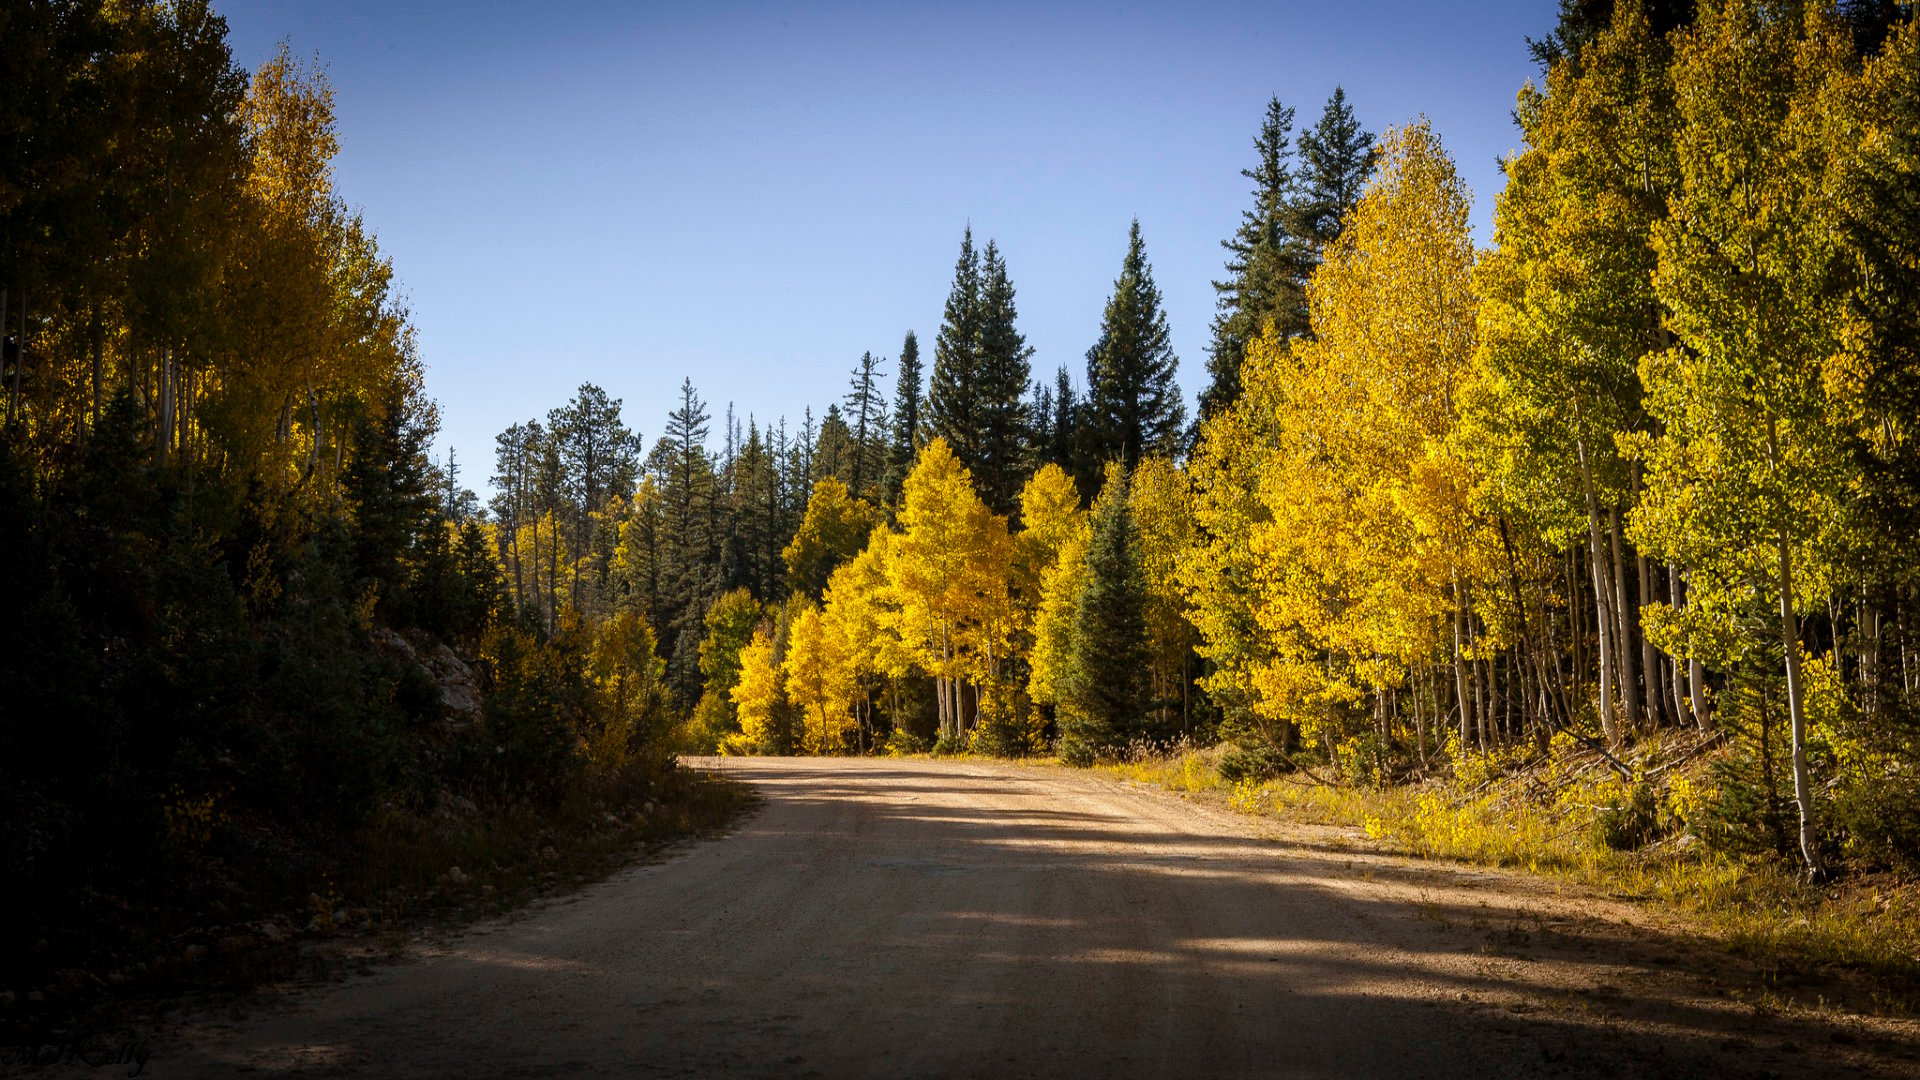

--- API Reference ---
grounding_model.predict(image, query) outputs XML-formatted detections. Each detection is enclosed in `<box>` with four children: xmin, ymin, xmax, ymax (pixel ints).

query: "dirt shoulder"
<box><xmin>24</xmin><ymin>757</ymin><xmax>1920</xmax><ymax>1078</ymax></box>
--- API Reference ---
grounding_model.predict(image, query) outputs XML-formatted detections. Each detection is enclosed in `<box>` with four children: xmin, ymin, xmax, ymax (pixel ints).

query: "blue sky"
<box><xmin>217</xmin><ymin>1</ymin><xmax>1551</xmax><ymax>489</ymax></box>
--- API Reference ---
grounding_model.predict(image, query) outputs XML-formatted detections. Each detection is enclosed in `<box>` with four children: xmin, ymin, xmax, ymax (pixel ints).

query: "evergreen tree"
<box><xmin>813</xmin><ymin>403</ymin><xmax>854</xmax><ymax>486</ymax></box>
<box><xmin>1528</xmin><ymin>0</ymin><xmax>1696</xmax><ymax>70</ymax></box>
<box><xmin>548</xmin><ymin>382</ymin><xmax>639</xmax><ymax>609</ymax></box>
<box><xmin>342</xmin><ymin>373</ymin><xmax>437</xmax><ymax>622</ymax></box>
<box><xmin>1081</xmin><ymin>220</ymin><xmax>1185</xmax><ymax>488</ymax></box>
<box><xmin>928</xmin><ymin>228</ymin><xmax>983</xmax><ymax>469</ymax></box>
<box><xmin>1047</xmin><ymin>366</ymin><xmax>1078</xmax><ymax>474</ymax></box>
<box><xmin>1061</xmin><ymin>465</ymin><xmax>1150</xmax><ymax>764</ymax></box>
<box><xmin>660</xmin><ymin>378</ymin><xmax>718</xmax><ymax>698</ymax></box>
<box><xmin>886</xmin><ymin>330</ymin><xmax>924</xmax><ymax>505</ymax></box>
<box><xmin>1202</xmin><ymin>97</ymin><xmax>1306</xmax><ymax>423</ymax></box>
<box><xmin>843</xmin><ymin>350</ymin><xmax>887</xmax><ymax>499</ymax></box>
<box><xmin>972</xmin><ymin>239</ymin><xmax>1034</xmax><ymax>515</ymax></box>
<box><xmin>1291</xmin><ymin>88</ymin><xmax>1377</xmax><ymax>255</ymax></box>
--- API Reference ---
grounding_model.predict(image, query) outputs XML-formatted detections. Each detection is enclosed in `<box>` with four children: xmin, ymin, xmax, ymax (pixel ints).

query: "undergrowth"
<box><xmin>1101</xmin><ymin>734</ymin><xmax>1920</xmax><ymax>1014</ymax></box>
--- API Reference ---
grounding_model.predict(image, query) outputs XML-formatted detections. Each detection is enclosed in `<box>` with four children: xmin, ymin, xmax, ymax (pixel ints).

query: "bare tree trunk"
<box><xmin>1637</xmin><ymin>551</ymin><xmax>1666</xmax><ymax>727</ymax></box>
<box><xmin>1607</xmin><ymin>506</ymin><xmax>1639</xmax><ymax>735</ymax></box>
<box><xmin>1576</xmin><ymin>439</ymin><xmax>1620</xmax><ymax>744</ymax></box>
<box><xmin>1413</xmin><ymin>672</ymin><xmax>1428</xmax><ymax>766</ymax></box>
<box><xmin>1666</xmin><ymin>564</ymin><xmax>1689</xmax><ymax>726</ymax></box>
<box><xmin>1777</xmin><ymin>526</ymin><xmax>1821</xmax><ymax>878</ymax></box>
<box><xmin>1453</xmin><ymin>599</ymin><xmax>1472</xmax><ymax>751</ymax></box>
<box><xmin>90</xmin><ymin>306</ymin><xmax>103</xmax><ymax>430</ymax></box>
<box><xmin>1</xmin><ymin>288</ymin><xmax>10</xmax><ymax>429</ymax></box>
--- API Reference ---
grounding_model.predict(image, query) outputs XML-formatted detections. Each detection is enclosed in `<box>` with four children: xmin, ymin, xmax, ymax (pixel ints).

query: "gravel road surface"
<box><xmin>150</xmin><ymin>757</ymin><xmax>1919</xmax><ymax>1078</ymax></box>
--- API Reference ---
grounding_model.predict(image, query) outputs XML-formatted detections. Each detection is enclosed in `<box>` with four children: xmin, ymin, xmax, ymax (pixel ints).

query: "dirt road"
<box><xmin>151</xmin><ymin>758</ymin><xmax>1916</xmax><ymax>1077</ymax></box>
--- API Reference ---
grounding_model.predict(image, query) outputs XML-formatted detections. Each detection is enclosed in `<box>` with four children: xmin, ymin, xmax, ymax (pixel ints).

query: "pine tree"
<box><xmin>813</xmin><ymin>403</ymin><xmax>854</xmax><ymax>486</ymax></box>
<box><xmin>660</xmin><ymin>378</ymin><xmax>718</xmax><ymax>698</ymax></box>
<box><xmin>885</xmin><ymin>330</ymin><xmax>923</xmax><ymax>505</ymax></box>
<box><xmin>343</xmin><ymin>373</ymin><xmax>436</xmax><ymax>620</ymax></box>
<box><xmin>1047</xmin><ymin>366</ymin><xmax>1078</xmax><ymax>474</ymax></box>
<box><xmin>928</xmin><ymin>228</ymin><xmax>983</xmax><ymax>469</ymax></box>
<box><xmin>1061</xmin><ymin>464</ymin><xmax>1150</xmax><ymax>764</ymax></box>
<box><xmin>972</xmin><ymin>239</ymin><xmax>1034</xmax><ymax>515</ymax></box>
<box><xmin>1081</xmin><ymin>220</ymin><xmax>1185</xmax><ymax>489</ymax></box>
<box><xmin>843</xmin><ymin>350</ymin><xmax>888</xmax><ymax>499</ymax></box>
<box><xmin>1291</xmin><ymin>88</ymin><xmax>1377</xmax><ymax>256</ymax></box>
<box><xmin>1203</xmin><ymin>97</ymin><xmax>1306</xmax><ymax>423</ymax></box>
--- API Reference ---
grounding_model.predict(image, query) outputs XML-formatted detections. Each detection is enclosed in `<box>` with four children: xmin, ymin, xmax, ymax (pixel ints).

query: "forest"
<box><xmin>3</xmin><ymin>0</ymin><xmax>1919</xmax><ymax>1003</ymax></box>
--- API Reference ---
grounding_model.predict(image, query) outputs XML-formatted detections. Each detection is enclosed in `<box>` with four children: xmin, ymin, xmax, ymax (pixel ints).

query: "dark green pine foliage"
<box><xmin>971</xmin><ymin>239</ymin><xmax>1034</xmax><ymax>514</ymax></box>
<box><xmin>843</xmin><ymin>350</ymin><xmax>887</xmax><ymax>499</ymax></box>
<box><xmin>1202</xmin><ymin>97</ymin><xmax>1306</xmax><ymax>424</ymax></box>
<box><xmin>547</xmin><ymin>383</ymin><xmax>639</xmax><ymax>557</ymax></box>
<box><xmin>660</xmin><ymin>378</ymin><xmax>718</xmax><ymax>699</ymax></box>
<box><xmin>1047</xmin><ymin>366</ymin><xmax>1078</xmax><ymax>474</ymax></box>
<box><xmin>1081</xmin><ymin>220</ymin><xmax>1184</xmax><ymax>489</ymax></box>
<box><xmin>884</xmin><ymin>330</ymin><xmax>923</xmax><ymax>505</ymax></box>
<box><xmin>928</xmin><ymin>228</ymin><xmax>983</xmax><ymax>470</ymax></box>
<box><xmin>1290</xmin><ymin>88</ymin><xmax>1377</xmax><ymax>255</ymax></box>
<box><xmin>343</xmin><ymin>374</ymin><xmax>437</xmax><ymax>624</ymax></box>
<box><xmin>1061</xmin><ymin>467</ymin><xmax>1150</xmax><ymax>765</ymax></box>
<box><xmin>1028</xmin><ymin>378</ymin><xmax>1055</xmax><ymax>471</ymax></box>
<box><xmin>813</xmin><ymin>403</ymin><xmax>854</xmax><ymax>486</ymax></box>
<box><xmin>1526</xmin><ymin>0</ymin><xmax>1696</xmax><ymax>71</ymax></box>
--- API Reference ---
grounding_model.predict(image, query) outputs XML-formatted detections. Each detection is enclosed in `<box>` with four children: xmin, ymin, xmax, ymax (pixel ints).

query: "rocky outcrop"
<box><xmin>370</xmin><ymin>628</ymin><xmax>486</xmax><ymax>730</ymax></box>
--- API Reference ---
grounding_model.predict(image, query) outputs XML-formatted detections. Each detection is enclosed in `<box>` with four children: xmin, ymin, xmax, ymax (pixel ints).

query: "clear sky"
<box><xmin>216</xmin><ymin>1</ymin><xmax>1553</xmax><ymax>490</ymax></box>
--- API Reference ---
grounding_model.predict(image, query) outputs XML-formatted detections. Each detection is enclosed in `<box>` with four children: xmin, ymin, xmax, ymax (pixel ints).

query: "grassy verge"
<box><xmin>1099</xmin><ymin>740</ymin><xmax>1920</xmax><ymax>1016</ymax></box>
<box><xmin>1</xmin><ymin>760</ymin><xmax>755</xmax><ymax>1046</ymax></box>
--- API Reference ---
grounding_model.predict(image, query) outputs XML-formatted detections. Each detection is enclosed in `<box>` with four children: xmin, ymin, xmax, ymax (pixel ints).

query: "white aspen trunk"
<box><xmin>1638</xmin><ymin>551</ymin><xmax>1666</xmax><ymax>727</ymax></box>
<box><xmin>1667</xmin><ymin>565</ymin><xmax>1689</xmax><ymax>727</ymax></box>
<box><xmin>158</xmin><ymin>348</ymin><xmax>174</xmax><ymax>467</ymax></box>
<box><xmin>1607</xmin><ymin>506</ymin><xmax>1640</xmax><ymax>735</ymax></box>
<box><xmin>1453</xmin><ymin>602</ymin><xmax>1472</xmax><ymax>750</ymax></box>
<box><xmin>1413</xmin><ymin>671</ymin><xmax>1427</xmax><ymax>766</ymax></box>
<box><xmin>1777</xmin><ymin>527</ymin><xmax>1820</xmax><ymax>878</ymax></box>
<box><xmin>1</xmin><ymin>289</ymin><xmax>9</xmax><ymax>428</ymax></box>
<box><xmin>1576</xmin><ymin>439</ymin><xmax>1620</xmax><ymax>744</ymax></box>
<box><xmin>91</xmin><ymin>307</ymin><xmax>102</xmax><ymax>428</ymax></box>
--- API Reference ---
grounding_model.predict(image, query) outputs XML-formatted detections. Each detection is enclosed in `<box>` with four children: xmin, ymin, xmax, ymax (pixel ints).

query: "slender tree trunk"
<box><xmin>1608</xmin><ymin>506</ymin><xmax>1639</xmax><ymax>735</ymax></box>
<box><xmin>1453</xmin><ymin>599</ymin><xmax>1472</xmax><ymax>751</ymax></box>
<box><xmin>1637</xmin><ymin>551</ymin><xmax>1666</xmax><ymax>727</ymax></box>
<box><xmin>1</xmin><ymin>288</ymin><xmax>10</xmax><ymax>429</ymax></box>
<box><xmin>1666</xmin><ymin>565</ymin><xmax>1689</xmax><ymax>727</ymax></box>
<box><xmin>1777</xmin><ymin>526</ymin><xmax>1821</xmax><ymax>878</ymax></box>
<box><xmin>90</xmin><ymin>306</ymin><xmax>103</xmax><ymax>430</ymax></box>
<box><xmin>1576</xmin><ymin>440</ymin><xmax>1620</xmax><ymax>744</ymax></box>
<box><xmin>8</xmin><ymin>290</ymin><xmax>22</xmax><ymax>431</ymax></box>
<box><xmin>1413</xmin><ymin>672</ymin><xmax>1428</xmax><ymax>766</ymax></box>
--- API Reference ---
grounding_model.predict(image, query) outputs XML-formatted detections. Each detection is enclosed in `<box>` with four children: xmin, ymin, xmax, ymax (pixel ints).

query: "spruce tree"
<box><xmin>1048</xmin><ymin>365</ymin><xmax>1078</xmax><ymax>475</ymax></box>
<box><xmin>972</xmin><ymin>239</ymin><xmax>1034</xmax><ymax>514</ymax></box>
<box><xmin>813</xmin><ymin>404</ymin><xmax>854</xmax><ymax>486</ymax></box>
<box><xmin>1202</xmin><ymin>97</ymin><xmax>1307</xmax><ymax>423</ymax></box>
<box><xmin>1061</xmin><ymin>465</ymin><xmax>1150</xmax><ymax>764</ymax></box>
<box><xmin>842</xmin><ymin>350</ymin><xmax>887</xmax><ymax>499</ymax></box>
<box><xmin>928</xmin><ymin>228</ymin><xmax>982</xmax><ymax>469</ymax></box>
<box><xmin>1291</xmin><ymin>88</ymin><xmax>1377</xmax><ymax>255</ymax></box>
<box><xmin>885</xmin><ymin>330</ymin><xmax>923</xmax><ymax>505</ymax></box>
<box><xmin>661</xmin><ymin>378</ymin><xmax>718</xmax><ymax>698</ymax></box>
<box><xmin>1081</xmin><ymin>220</ymin><xmax>1184</xmax><ymax>488</ymax></box>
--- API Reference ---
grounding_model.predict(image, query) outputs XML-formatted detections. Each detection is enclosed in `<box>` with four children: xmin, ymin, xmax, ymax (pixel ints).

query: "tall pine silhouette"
<box><xmin>885</xmin><ymin>330</ymin><xmax>923</xmax><ymax>505</ymax></box>
<box><xmin>929</xmin><ymin>227</ymin><xmax>1031</xmax><ymax>515</ymax></box>
<box><xmin>1061</xmin><ymin>464</ymin><xmax>1150</xmax><ymax>764</ymax></box>
<box><xmin>1081</xmin><ymin>220</ymin><xmax>1183</xmax><ymax>491</ymax></box>
<box><xmin>972</xmin><ymin>239</ymin><xmax>1034</xmax><ymax>514</ymax></box>
<box><xmin>1203</xmin><ymin>97</ymin><xmax>1306</xmax><ymax>423</ymax></box>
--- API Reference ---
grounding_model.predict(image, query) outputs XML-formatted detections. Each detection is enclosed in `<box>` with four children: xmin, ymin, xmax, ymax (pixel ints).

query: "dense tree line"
<box><xmin>9</xmin><ymin>3</ymin><xmax>1919</xmax><ymax>990</ymax></box>
<box><xmin>0</xmin><ymin>2</ymin><xmax>669</xmax><ymax>976</ymax></box>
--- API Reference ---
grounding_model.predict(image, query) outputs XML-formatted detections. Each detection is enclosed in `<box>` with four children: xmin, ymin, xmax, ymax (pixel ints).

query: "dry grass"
<box><xmin>1103</xmin><ymin>739</ymin><xmax>1920</xmax><ymax>1015</ymax></box>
